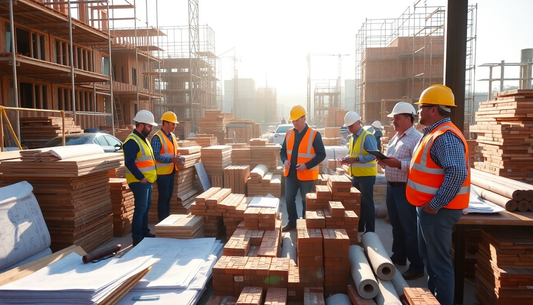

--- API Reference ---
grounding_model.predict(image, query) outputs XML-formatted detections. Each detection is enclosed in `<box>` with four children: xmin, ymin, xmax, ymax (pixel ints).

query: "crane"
<box><xmin>306</xmin><ymin>53</ymin><xmax>350</xmax><ymax>123</ymax></box>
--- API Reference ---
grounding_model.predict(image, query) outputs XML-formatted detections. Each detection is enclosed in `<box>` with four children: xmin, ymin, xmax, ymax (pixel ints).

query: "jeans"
<box><xmin>351</xmin><ymin>175</ymin><xmax>376</xmax><ymax>232</ymax></box>
<box><xmin>129</xmin><ymin>182</ymin><xmax>153</xmax><ymax>244</ymax></box>
<box><xmin>285</xmin><ymin>176</ymin><xmax>314</xmax><ymax>226</ymax></box>
<box><xmin>386</xmin><ymin>185</ymin><xmax>424</xmax><ymax>273</ymax></box>
<box><xmin>417</xmin><ymin>207</ymin><xmax>462</xmax><ymax>305</ymax></box>
<box><xmin>156</xmin><ymin>173</ymin><xmax>175</xmax><ymax>221</ymax></box>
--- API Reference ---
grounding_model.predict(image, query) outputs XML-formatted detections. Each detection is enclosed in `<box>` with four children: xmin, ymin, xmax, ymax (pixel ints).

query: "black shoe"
<box><xmin>390</xmin><ymin>256</ymin><xmax>406</xmax><ymax>266</ymax></box>
<box><xmin>282</xmin><ymin>224</ymin><xmax>296</xmax><ymax>232</ymax></box>
<box><xmin>402</xmin><ymin>269</ymin><xmax>425</xmax><ymax>280</ymax></box>
<box><xmin>144</xmin><ymin>232</ymin><xmax>156</xmax><ymax>238</ymax></box>
<box><xmin>132</xmin><ymin>240</ymin><xmax>141</xmax><ymax>247</ymax></box>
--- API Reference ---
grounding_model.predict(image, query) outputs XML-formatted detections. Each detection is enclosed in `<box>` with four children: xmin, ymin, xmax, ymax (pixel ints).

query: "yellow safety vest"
<box><xmin>348</xmin><ymin>129</ymin><xmax>377</xmax><ymax>177</ymax></box>
<box><xmin>123</xmin><ymin>133</ymin><xmax>157</xmax><ymax>184</ymax></box>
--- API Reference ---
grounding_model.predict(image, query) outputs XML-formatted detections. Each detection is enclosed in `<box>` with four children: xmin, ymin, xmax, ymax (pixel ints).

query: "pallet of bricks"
<box><xmin>470</xmin><ymin>89</ymin><xmax>533</xmax><ymax>182</ymax></box>
<box><xmin>475</xmin><ymin>229</ymin><xmax>533</xmax><ymax>305</ymax></box>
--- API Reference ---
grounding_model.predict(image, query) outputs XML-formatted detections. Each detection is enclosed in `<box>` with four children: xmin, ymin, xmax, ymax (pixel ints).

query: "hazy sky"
<box><xmin>134</xmin><ymin>0</ymin><xmax>533</xmax><ymax>108</ymax></box>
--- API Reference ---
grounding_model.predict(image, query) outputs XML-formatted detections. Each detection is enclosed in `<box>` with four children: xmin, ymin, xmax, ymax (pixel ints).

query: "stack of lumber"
<box><xmin>247</xmin><ymin>164</ymin><xmax>281</xmax><ymax>198</ymax></box>
<box><xmin>324</xmin><ymin>107</ymin><xmax>348</xmax><ymax>127</ymax></box>
<box><xmin>226</xmin><ymin>119</ymin><xmax>259</xmax><ymax>144</ymax></box>
<box><xmin>20</xmin><ymin>116</ymin><xmax>83</xmax><ymax>148</ymax></box>
<box><xmin>186</xmin><ymin>134</ymin><xmax>218</xmax><ymax>147</ymax></box>
<box><xmin>190</xmin><ymin>187</ymin><xmax>230</xmax><ymax>238</ymax></box>
<box><xmin>0</xmin><ymin>155</ymin><xmax>120</xmax><ymax>252</ymax></box>
<box><xmin>199</xmin><ymin>110</ymin><xmax>231</xmax><ymax>144</ymax></box>
<box><xmin>322</xmin><ymin>127</ymin><xmax>342</xmax><ymax>146</ymax></box>
<box><xmin>108</xmin><ymin>159</ymin><xmax>126</xmax><ymax>178</ymax></box>
<box><xmin>249</xmin><ymin>141</ymin><xmax>280</xmax><ymax>171</ymax></box>
<box><xmin>109</xmin><ymin>178</ymin><xmax>134</xmax><ymax>237</ymax></box>
<box><xmin>231</xmin><ymin>145</ymin><xmax>252</xmax><ymax>166</ymax></box>
<box><xmin>471</xmin><ymin>89</ymin><xmax>533</xmax><ymax>181</ymax></box>
<box><xmin>174</xmin><ymin>120</ymin><xmax>191</xmax><ymax>140</ymax></box>
<box><xmin>218</xmin><ymin>194</ymin><xmax>249</xmax><ymax>237</ymax></box>
<box><xmin>201</xmin><ymin>145</ymin><xmax>232</xmax><ymax>187</ymax></box>
<box><xmin>475</xmin><ymin>229</ymin><xmax>533</xmax><ymax>305</ymax></box>
<box><xmin>224</xmin><ymin>165</ymin><xmax>250</xmax><ymax>194</ymax></box>
<box><xmin>154</xmin><ymin>214</ymin><xmax>204</xmax><ymax>238</ymax></box>
<box><xmin>177</xmin><ymin>139</ymin><xmax>199</xmax><ymax>147</ymax></box>
<box><xmin>471</xmin><ymin>168</ymin><xmax>533</xmax><ymax>212</ymax></box>
<box><xmin>99</xmin><ymin>126</ymin><xmax>133</xmax><ymax>142</ymax></box>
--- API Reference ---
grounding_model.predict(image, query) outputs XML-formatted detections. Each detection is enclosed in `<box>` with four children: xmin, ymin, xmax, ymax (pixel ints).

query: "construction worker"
<box><xmin>371</xmin><ymin>120</ymin><xmax>383</xmax><ymax>152</ymax></box>
<box><xmin>375</xmin><ymin>102</ymin><xmax>424</xmax><ymax>280</ymax></box>
<box><xmin>406</xmin><ymin>84</ymin><xmax>470</xmax><ymax>305</ymax></box>
<box><xmin>123</xmin><ymin>110</ymin><xmax>158</xmax><ymax>246</ymax></box>
<box><xmin>340</xmin><ymin>111</ymin><xmax>378</xmax><ymax>233</ymax></box>
<box><xmin>280</xmin><ymin>105</ymin><xmax>326</xmax><ymax>232</ymax></box>
<box><xmin>151</xmin><ymin>111</ymin><xmax>182</xmax><ymax>222</ymax></box>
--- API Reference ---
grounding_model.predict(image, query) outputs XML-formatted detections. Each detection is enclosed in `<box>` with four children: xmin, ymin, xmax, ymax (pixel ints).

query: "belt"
<box><xmin>387</xmin><ymin>182</ymin><xmax>406</xmax><ymax>187</ymax></box>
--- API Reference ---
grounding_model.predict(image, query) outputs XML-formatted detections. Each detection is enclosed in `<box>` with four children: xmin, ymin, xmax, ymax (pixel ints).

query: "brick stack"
<box><xmin>218</xmin><ymin>194</ymin><xmax>248</xmax><ymax>237</ymax></box>
<box><xmin>109</xmin><ymin>178</ymin><xmax>134</xmax><ymax>237</ymax></box>
<box><xmin>264</xmin><ymin>287</ymin><xmax>287</xmax><ymax>305</ymax></box>
<box><xmin>475</xmin><ymin>229</ymin><xmax>533</xmax><ymax>305</ymax></box>
<box><xmin>303</xmin><ymin>287</ymin><xmax>326</xmax><ymax>305</ymax></box>
<box><xmin>236</xmin><ymin>286</ymin><xmax>264</xmax><ymax>305</ymax></box>
<box><xmin>213</xmin><ymin>255</ymin><xmax>249</xmax><ymax>296</ymax></box>
<box><xmin>201</xmin><ymin>145</ymin><xmax>232</xmax><ymax>187</ymax></box>
<box><xmin>224</xmin><ymin>165</ymin><xmax>250</xmax><ymax>194</ymax></box>
<box><xmin>205</xmin><ymin>295</ymin><xmax>238</xmax><ymax>305</ymax></box>
<box><xmin>296</xmin><ymin>219</ymin><xmax>324</xmax><ymax>285</ymax></box>
<box><xmin>404</xmin><ymin>287</ymin><xmax>440</xmax><ymax>305</ymax></box>
<box><xmin>322</xmin><ymin>228</ymin><xmax>350</xmax><ymax>295</ymax></box>
<box><xmin>189</xmin><ymin>187</ymin><xmax>227</xmax><ymax>238</ymax></box>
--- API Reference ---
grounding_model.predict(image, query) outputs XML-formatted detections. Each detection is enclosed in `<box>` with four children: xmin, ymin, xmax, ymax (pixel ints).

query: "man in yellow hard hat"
<box><xmin>123</xmin><ymin>110</ymin><xmax>158</xmax><ymax>246</ymax></box>
<box><xmin>151</xmin><ymin>111</ymin><xmax>182</xmax><ymax>222</ymax></box>
<box><xmin>406</xmin><ymin>84</ymin><xmax>470</xmax><ymax>305</ymax></box>
<box><xmin>280</xmin><ymin>105</ymin><xmax>326</xmax><ymax>232</ymax></box>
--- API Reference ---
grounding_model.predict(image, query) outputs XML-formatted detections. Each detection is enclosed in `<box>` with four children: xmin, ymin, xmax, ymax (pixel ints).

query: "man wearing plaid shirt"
<box><xmin>376</xmin><ymin>102</ymin><xmax>424</xmax><ymax>281</ymax></box>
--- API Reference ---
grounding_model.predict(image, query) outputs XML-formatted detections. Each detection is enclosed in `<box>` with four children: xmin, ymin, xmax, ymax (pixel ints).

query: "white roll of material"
<box><xmin>281</xmin><ymin>231</ymin><xmax>297</xmax><ymax>264</ymax></box>
<box><xmin>326</xmin><ymin>293</ymin><xmax>351</xmax><ymax>305</ymax></box>
<box><xmin>361</xmin><ymin>232</ymin><xmax>396</xmax><ymax>280</ymax></box>
<box><xmin>374</xmin><ymin>278</ymin><xmax>402</xmax><ymax>305</ymax></box>
<box><xmin>349</xmin><ymin>245</ymin><xmax>379</xmax><ymax>299</ymax></box>
<box><xmin>391</xmin><ymin>266</ymin><xmax>409</xmax><ymax>298</ymax></box>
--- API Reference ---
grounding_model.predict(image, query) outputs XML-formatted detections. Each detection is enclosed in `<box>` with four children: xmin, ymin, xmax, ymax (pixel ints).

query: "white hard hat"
<box><xmin>371</xmin><ymin>120</ymin><xmax>382</xmax><ymax>129</ymax></box>
<box><xmin>343</xmin><ymin>111</ymin><xmax>361</xmax><ymax>127</ymax></box>
<box><xmin>133</xmin><ymin>110</ymin><xmax>158</xmax><ymax>126</ymax></box>
<box><xmin>387</xmin><ymin>102</ymin><xmax>417</xmax><ymax>118</ymax></box>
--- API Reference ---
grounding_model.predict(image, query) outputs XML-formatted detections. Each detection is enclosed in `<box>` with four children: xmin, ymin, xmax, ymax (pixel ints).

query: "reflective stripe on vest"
<box><xmin>123</xmin><ymin>133</ymin><xmax>157</xmax><ymax>184</ymax></box>
<box><xmin>283</xmin><ymin>127</ymin><xmax>319</xmax><ymax>180</ymax></box>
<box><xmin>153</xmin><ymin>130</ymin><xmax>179</xmax><ymax>175</ymax></box>
<box><xmin>348</xmin><ymin>129</ymin><xmax>377</xmax><ymax>176</ymax></box>
<box><xmin>406</xmin><ymin>122</ymin><xmax>470</xmax><ymax>209</ymax></box>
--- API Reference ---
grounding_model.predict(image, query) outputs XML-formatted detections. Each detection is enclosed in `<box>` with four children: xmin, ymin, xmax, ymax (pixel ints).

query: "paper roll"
<box><xmin>349</xmin><ymin>245</ymin><xmax>379</xmax><ymax>299</ymax></box>
<box><xmin>361</xmin><ymin>232</ymin><xmax>396</xmax><ymax>280</ymax></box>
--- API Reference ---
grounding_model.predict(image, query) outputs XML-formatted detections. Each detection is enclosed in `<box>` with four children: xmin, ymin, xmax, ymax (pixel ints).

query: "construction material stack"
<box><xmin>247</xmin><ymin>164</ymin><xmax>282</xmax><ymax>198</ymax></box>
<box><xmin>109</xmin><ymin>178</ymin><xmax>134</xmax><ymax>237</ymax></box>
<box><xmin>199</xmin><ymin>110</ymin><xmax>230</xmax><ymax>144</ymax></box>
<box><xmin>202</xmin><ymin>145</ymin><xmax>232</xmax><ymax>187</ymax></box>
<box><xmin>20</xmin><ymin>116</ymin><xmax>83</xmax><ymax>148</ymax></box>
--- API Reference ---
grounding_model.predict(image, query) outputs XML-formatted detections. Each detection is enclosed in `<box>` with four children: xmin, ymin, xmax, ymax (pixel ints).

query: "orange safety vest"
<box><xmin>123</xmin><ymin>133</ymin><xmax>157</xmax><ymax>184</ymax></box>
<box><xmin>283</xmin><ymin>127</ymin><xmax>319</xmax><ymax>181</ymax></box>
<box><xmin>406</xmin><ymin>122</ymin><xmax>470</xmax><ymax>209</ymax></box>
<box><xmin>153</xmin><ymin>129</ymin><xmax>179</xmax><ymax>175</ymax></box>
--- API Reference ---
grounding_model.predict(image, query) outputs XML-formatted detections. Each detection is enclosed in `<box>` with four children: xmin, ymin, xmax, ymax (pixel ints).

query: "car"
<box><xmin>268</xmin><ymin>124</ymin><xmax>293</xmax><ymax>145</ymax></box>
<box><xmin>43</xmin><ymin>132</ymin><xmax>123</xmax><ymax>153</ymax></box>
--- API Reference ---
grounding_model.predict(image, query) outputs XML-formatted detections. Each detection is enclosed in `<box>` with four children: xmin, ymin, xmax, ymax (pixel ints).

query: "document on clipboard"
<box><xmin>367</xmin><ymin>150</ymin><xmax>389</xmax><ymax>159</ymax></box>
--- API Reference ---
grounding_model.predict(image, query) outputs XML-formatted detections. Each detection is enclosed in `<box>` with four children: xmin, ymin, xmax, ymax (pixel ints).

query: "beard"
<box><xmin>141</xmin><ymin>125</ymin><xmax>151</xmax><ymax>137</ymax></box>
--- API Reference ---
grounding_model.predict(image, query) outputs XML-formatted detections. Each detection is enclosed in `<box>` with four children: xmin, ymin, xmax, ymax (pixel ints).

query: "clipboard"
<box><xmin>367</xmin><ymin>150</ymin><xmax>389</xmax><ymax>159</ymax></box>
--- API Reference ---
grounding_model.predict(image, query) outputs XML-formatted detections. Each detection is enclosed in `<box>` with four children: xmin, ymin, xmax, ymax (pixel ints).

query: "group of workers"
<box><xmin>280</xmin><ymin>84</ymin><xmax>469</xmax><ymax>305</ymax></box>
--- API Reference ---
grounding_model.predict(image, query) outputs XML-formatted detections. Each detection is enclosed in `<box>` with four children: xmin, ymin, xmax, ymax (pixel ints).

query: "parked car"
<box><xmin>43</xmin><ymin>133</ymin><xmax>123</xmax><ymax>153</ymax></box>
<box><xmin>268</xmin><ymin>124</ymin><xmax>293</xmax><ymax>145</ymax></box>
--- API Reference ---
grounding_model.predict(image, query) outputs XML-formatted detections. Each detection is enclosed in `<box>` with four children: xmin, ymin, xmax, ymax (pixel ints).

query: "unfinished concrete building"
<box><xmin>355</xmin><ymin>1</ymin><xmax>477</xmax><ymax>126</ymax></box>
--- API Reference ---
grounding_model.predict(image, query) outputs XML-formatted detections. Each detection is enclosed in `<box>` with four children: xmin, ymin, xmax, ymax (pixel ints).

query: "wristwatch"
<box><xmin>355</xmin><ymin>157</ymin><xmax>360</xmax><ymax>162</ymax></box>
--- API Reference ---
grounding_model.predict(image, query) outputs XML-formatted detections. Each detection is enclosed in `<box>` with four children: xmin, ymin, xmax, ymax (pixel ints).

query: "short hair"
<box><xmin>405</xmin><ymin>114</ymin><xmax>415</xmax><ymax>125</ymax></box>
<box><xmin>437</xmin><ymin>107</ymin><xmax>451</xmax><ymax>117</ymax></box>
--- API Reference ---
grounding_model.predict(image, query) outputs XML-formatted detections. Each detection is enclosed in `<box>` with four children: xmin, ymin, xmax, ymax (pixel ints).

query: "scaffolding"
<box><xmin>354</xmin><ymin>1</ymin><xmax>477</xmax><ymax>124</ymax></box>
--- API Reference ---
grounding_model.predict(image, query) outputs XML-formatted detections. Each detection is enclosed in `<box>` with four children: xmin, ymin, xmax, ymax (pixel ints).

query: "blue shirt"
<box><xmin>422</xmin><ymin>117</ymin><xmax>468</xmax><ymax>210</ymax></box>
<box><xmin>280</xmin><ymin>124</ymin><xmax>327</xmax><ymax>179</ymax></box>
<box><xmin>123</xmin><ymin>129</ymin><xmax>150</xmax><ymax>181</ymax></box>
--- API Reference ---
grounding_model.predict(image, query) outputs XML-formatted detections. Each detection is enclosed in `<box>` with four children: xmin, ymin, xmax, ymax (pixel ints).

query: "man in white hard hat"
<box><xmin>280</xmin><ymin>105</ymin><xmax>326</xmax><ymax>232</ymax></box>
<box><xmin>340</xmin><ymin>111</ymin><xmax>378</xmax><ymax>233</ymax></box>
<box><xmin>123</xmin><ymin>110</ymin><xmax>158</xmax><ymax>246</ymax></box>
<box><xmin>375</xmin><ymin>102</ymin><xmax>425</xmax><ymax>280</ymax></box>
<box><xmin>371</xmin><ymin>120</ymin><xmax>383</xmax><ymax>152</ymax></box>
<box><xmin>151</xmin><ymin>111</ymin><xmax>182</xmax><ymax>222</ymax></box>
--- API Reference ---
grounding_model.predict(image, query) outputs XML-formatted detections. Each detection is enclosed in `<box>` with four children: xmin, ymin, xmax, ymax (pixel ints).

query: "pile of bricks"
<box><xmin>247</xmin><ymin>164</ymin><xmax>282</xmax><ymax>198</ymax></box>
<box><xmin>190</xmin><ymin>187</ymin><xmax>229</xmax><ymax>238</ymax></box>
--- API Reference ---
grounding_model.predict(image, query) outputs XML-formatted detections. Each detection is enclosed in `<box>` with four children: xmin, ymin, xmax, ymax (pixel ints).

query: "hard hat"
<box><xmin>289</xmin><ymin>105</ymin><xmax>307</xmax><ymax>121</ymax></box>
<box><xmin>343</xmin><ymin>111</ymin><xmax>361</xmax><ymax>127</ymax></box>
<box><xmin>371</xmin><ymin>120</ymin><xmax>383</xmax><ymax>129</ymax></box>
<box><xmin>387</xmin><ymin>102</ymin><xmax>417</xmax><ymax>117</ymax></box>
<box><xmin>161</xmin><ymin>111</ymin><xmax>179</xmax><ymax>124</ymax></box>
<box><xmin>415</xmin><ymin>84</ymin><xmax>456</xmax><ymax>107</ymax></box>
<box><xmin>133</xmin><ymin>110</ymin><xmax>158</xmax><ymax>126</ymax></box>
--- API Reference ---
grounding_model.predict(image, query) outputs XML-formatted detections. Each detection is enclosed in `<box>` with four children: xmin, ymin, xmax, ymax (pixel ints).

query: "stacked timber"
<box><xmin>189</xmin><ymin>187</ymin><xmax>231</xmax><ymax>238</ymax></box>
<box><xmin>324</xmin><ymin>107</ymin><xmax>347</xmax><ymax>127</ymax></box>
<box><xmin>20</xmin><ymin>116</ymin><xmax>83</xmax><ymax>148</ymax></box>
<box><xmin>249</xmin><ymin>141</ymin><xmax>281</xmax><ymax>172</ymax></box>
<box><xmin>470</xmin><ymin>89</ymin><xmax>533</xmax><ymax>182</ymax></box>
<box><xmin>174</xmin><ymin>120</ymin><xmax>191</xmax><ymax>140</ymax></box>
<box><xmin>199</xmin><ymin>110</ymin><xmax>231</xmax><ymax>144</ymax></box>
<box><xmin>226</xmin><ymin>119</ymin><xmax>258</xmax><ymax>144</ymax></box>
<box><xmin>224</xmin><ymin>165</ymin><xmax>250</xmax><ymax>195</ymax></box>
<box><xmin>154</xmin><ymin>214</ymin><xmax>204</xmax><ymax>239</ymax></box>
<box><xmin>99</xmin><ymin>126</ymin><xmax>133</xmax><ymax>142</ymax></box>
<box><xmin>247</xmin><ymin>164</ymin><xmax>281</xmax><ymax>198</ymax></box>
<box><xmin>471</xmin><ymin>169</ymin><xmax>533</xmax><ymax>212</ymax></box>
<box><xmin>201</xmin><ymin>145</ymin><xmax>232</xmax><ymax>187</ymax></box>
<box><xmin>0</xmin><ymin>150</ymin><xmax>121</xmax><ymax>252</ymax></box>
<box><xmin>186</xmin><ymin>134</ymin><xmax>218</xmax><ymax>147</ymax></box>
<box><xmin>475</xmin><ymin>230</ymin><xmax>533</xmax><ymax>305</ymax></box>
<box><xmin>218</xmin><ymin>195</ymin><xmax>249</xmax><ymax>237</ymax></box>
<box><xmin>109</xmin><ymin>178</ymin><xmax>134</xmax><ymax>237</ymax></box>
<box><xmin>231</xmin><ymin>144</ymin><xmax>252</xmax><ymax>166</ymax></box>
<box><xmin>322</xmin><ymin>127</ymin><xmax>342</xmax><ymax>146</ymax></box>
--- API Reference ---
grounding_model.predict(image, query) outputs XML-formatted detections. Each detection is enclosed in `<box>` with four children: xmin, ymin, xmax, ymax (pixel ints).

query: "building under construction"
<box><xmin>354</xmin><ymin>1</ymin><xmax>477</xmax><ymax>126</ymax></box>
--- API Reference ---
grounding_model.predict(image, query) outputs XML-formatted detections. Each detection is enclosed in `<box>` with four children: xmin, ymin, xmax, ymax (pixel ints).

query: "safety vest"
<box><xmin>153</xmin><ymin>129</ymin><xmax>179</xmax><ymax>175</ymax></box>
<box><xmin>406</xmin><ymin>122</ymin><xmax>471</xmax><ymax>209</ymax></box>
<box><xmin>283</xmin><ymin>127</ymin><xmax>319</xmax><ymax>181</ymax></box>
<box><xmin>348</xmin><ymin>129</ymin><xmax>377</xmax><ymax>177</ymax></box>
<box><xmin>123</xmin><ymin>133</ymin><xmax>157</xmax><ymax>184</ymax></box>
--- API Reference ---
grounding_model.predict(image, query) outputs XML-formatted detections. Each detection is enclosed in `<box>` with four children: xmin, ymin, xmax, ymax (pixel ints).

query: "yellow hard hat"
<box><xmin>415</xmin><ymin>84</ymin><xmax>456</xmax><ymax>107</ymax></box>
<box><xmin>289</xmin><ymin>105</ymin><xmax>307</xmax><ymax>121</ymax></box>
<box><xmin>161</xmin><ymin>111</ymin><xmax>179</xmax><ymax>124</ymax></box>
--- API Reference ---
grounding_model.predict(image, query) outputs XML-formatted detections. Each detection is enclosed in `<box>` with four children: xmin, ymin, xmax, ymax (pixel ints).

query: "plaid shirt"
<box><xmin>150</xmin><ymin>130</ymin><xmax>174</xmax><ymax>164</ymax></box>
<box><xmin>421</xmin><ymin>117</ymin><xmax>468</xmax><ymax>210</ymax></box>
<box><xmin>384</xmin><ymin>126</ymin><xmax>422</xmax><ymax>183</ymax></box>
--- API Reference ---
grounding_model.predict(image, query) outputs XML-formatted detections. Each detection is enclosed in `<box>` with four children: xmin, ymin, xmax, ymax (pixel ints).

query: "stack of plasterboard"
<box><xmin>154</xmin><ymin>214</ymin><xmax>204</xmax><ymax>239</ymax></box>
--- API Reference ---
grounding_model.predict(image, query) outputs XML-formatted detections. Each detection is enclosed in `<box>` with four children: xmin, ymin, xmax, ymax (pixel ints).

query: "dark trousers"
<box><xmin>285</xmin><ymin>176</ymin><xmax>314</xmax><ymax>226</ymax></box>
<box><xmin>156</xmin><ymin>173</ymin><xmax>175</xmax><ymax>221</ymax></box>
<box><xmin>351</xmin><ymin>175</ymin><xmax>376</xmax><ymax>232</ymax></box>
<box><xmin>129</xmin><ymin>182</ymin><xmax>153</xmax><ymax>243</ymax></box>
